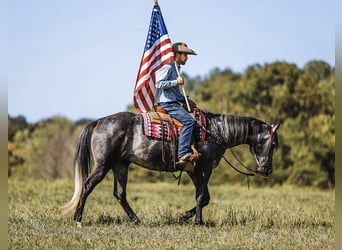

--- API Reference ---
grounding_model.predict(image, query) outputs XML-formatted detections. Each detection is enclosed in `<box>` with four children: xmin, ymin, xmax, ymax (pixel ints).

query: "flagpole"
<box><xmin>174</xmin><ymin>61</ymin><xmax>191</xmax><ymax>112</ymax></box>
<box><xmin>152</xmin><ymin>0</ymin><xmax>190</xmax><ymax>112</ymax></box>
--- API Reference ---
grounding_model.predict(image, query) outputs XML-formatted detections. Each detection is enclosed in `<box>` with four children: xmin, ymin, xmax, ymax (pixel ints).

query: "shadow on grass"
<box><xmin>87</xmin><ymin>213</ymin><xmax>217</xmax><ymax>227</ymax></box>
<box><xmin>83</xmin><ymin>214</ymin><xmax>130</xmax><ymax>226</ymax></box>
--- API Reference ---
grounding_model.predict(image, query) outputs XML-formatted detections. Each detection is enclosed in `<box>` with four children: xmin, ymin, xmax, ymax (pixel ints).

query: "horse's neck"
<box><xmin>211</xmin><ymin>114</ymin><xmax>253</xmax><ymax>147</ymax></box>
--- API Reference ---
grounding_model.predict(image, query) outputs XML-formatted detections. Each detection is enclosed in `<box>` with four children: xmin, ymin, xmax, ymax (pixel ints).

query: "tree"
<box><xmin>187</xmin><ymin>61</ymin><xmax>335</xmax><ymax>188</ymax></box>
<box><xmin>8</xmin><ymin>61</ymin><xmax>335</xmax><ymax>189</ymax></box>
<box><xmin>8</xmin><ymin>115</ymin><xmax>34</xmax><ymax>176</ymax></box>
<box><xmin>9</xmin><ymin>116</ymin><xmax>81</xmax><ymax>179</ymax></box>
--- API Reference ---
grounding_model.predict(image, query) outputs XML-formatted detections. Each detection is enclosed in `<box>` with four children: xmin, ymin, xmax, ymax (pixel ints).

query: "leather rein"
<box><xmin>203</xmin><ymin>117</ymin><xmax>272</xmax><ymax>180</ymax></box>
<box><xmin>222</xmin><ymin>150</ymin><xmax>268</xmax><ymax>179</ymax></box>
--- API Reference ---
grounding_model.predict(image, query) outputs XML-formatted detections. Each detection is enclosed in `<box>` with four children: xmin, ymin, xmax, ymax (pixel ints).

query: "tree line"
<box><xmin>8</xmin><ymin>60</ymin><xmax>334</xmax><ymax>188</ymax></box>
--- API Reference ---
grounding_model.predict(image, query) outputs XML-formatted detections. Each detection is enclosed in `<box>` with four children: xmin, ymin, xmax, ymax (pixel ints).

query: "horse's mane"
<box><xmin>205</xmin><ymin>112</ymin><xmax>265</xmax><ymax>145</ymax></box>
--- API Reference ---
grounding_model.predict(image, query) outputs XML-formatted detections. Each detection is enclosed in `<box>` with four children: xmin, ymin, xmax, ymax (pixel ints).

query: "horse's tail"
<box><xmin>62</xmin><ymin>120</ymin><xmax>97</xmax><ymax>214</ymax></box>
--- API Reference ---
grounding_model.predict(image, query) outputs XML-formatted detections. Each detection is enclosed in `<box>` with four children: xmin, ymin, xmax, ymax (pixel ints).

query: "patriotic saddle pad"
<box><xmin>141</xmin><ymin>111</ymin><xmax>206</xmax><ymax>142</ymax></box>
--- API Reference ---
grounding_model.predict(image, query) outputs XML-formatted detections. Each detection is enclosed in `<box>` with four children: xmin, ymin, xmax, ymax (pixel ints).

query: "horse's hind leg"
<box><xmin>74</xmin><ymin>164</ymin><xmax>110</xmax><ymax>226</ymax></box>
<box><xmin>112</xmin><ymin>163</ymin><xmax>140</xmax><ymax>223</ymax></box>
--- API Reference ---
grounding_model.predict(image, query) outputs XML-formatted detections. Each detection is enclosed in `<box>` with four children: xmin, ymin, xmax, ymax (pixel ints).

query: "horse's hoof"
<box><xmin>195</xmin><ymin>221</ymin><xmax>204</xmax><ymax>226</ymax></box>
<box><xmin>130</xmin><ymin>216</ymin><xmax>141</xmax><ymax>224</ymax></box>
<box><xmin>76</xmin><ymin>222</ymin><xmax>82</xmax><ymax>228</ymax></box>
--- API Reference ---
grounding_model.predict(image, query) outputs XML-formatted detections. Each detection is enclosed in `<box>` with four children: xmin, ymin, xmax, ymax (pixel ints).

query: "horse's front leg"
<box><xmin>181</xmin><ymin>185</ymin><xmax>210</xmax><ymax>222</ymax></box>
<box><xmin>194</xmin><ymin>185</ymin><xmax>210</xmax><ymax>225</ymax></box>
<box><xmin>181</xmin><ymin>168</ymin><xmax>211</xmax><ymax>224</ymax></box>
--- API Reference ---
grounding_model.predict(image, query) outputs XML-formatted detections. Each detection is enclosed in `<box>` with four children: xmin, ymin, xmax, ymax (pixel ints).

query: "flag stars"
<box><xmin>146</xmin><ymin>18</ymin><xmax>162</xmax><ymax>50</ymax></box>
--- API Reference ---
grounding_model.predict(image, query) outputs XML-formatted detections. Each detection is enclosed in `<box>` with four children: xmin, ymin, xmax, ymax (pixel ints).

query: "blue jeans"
<box><xmin>159</xmin><ymin>102</ymin><xmax>196</xmax><ymax>158</ymax></box>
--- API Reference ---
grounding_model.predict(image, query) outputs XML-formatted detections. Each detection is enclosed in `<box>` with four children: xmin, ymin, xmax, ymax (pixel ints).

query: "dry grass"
<box><xmin>8</xmin><ymin>178</ymin><xmax>334</xmax><ymax>249</ymax></box>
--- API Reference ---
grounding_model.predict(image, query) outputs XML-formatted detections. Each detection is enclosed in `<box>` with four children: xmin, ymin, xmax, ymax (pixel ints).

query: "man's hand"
<box><xmin>177</xmin><ymin>76</ymin><xmax>184</xmax><ymax>85</ymax></box>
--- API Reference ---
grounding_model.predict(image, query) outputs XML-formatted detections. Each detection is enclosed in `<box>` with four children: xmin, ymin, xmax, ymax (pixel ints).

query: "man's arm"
<box><xmin>155</xmin><ymin>64</ymin><xmax>178</xmax><ymax>89</ymax></box>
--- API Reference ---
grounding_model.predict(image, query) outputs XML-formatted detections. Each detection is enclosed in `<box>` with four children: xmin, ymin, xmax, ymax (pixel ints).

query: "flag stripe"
<box><xmin>139</xmin><ymin>37</ymin><xmax>172</xmax><ymax>69</ymax></box>
<box><xmin>137</xmin><ymin>37</ymin><xmax>172</xmax><ymax>77</ymax></box>
<box><xmin>136</xmin><ymin>36</ymin><xmax>173</xmax><ymax>89</ymax></box>
<box><xmin>133</xmin><ymin>4</ymin><xmax>174</xmax><ymax>113</ymax></box>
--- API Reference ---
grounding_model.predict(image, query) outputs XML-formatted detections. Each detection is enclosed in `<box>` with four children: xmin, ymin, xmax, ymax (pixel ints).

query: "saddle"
<box><xmin>149</xmin><ymin>108</ymin><xmax>183</xmax><ymax>128</ymax></box>
<box><xmin>141</xmin><ymin>106</ymin><xmax>206</xmax><ymax>172</ymax></box>
<box><xmin>153</xmin><ymin>105</ymin><xmax>204</xmax><ymax>128</ymax></box>
<box><xmin>142</xmin><ymin>105</ymin><xmax>205</xmax><ymax>141</ymax></box>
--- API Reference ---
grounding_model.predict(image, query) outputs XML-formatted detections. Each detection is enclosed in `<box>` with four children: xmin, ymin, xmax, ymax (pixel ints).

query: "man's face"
<box><xmin>175</xmin><ymin>53</ymin><xmax>188</xmax><ymax>65</ymax></box>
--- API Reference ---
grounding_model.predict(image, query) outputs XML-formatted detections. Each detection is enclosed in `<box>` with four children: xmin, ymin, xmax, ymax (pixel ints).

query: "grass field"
<box><xmin>8</xmin><ymin>177</ymin><xmax>334</xmax><ymax>249</ymax></box>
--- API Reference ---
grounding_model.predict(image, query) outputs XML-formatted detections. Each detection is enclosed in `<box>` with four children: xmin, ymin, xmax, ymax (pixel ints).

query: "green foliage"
<box><xmin>190</xmin><ymin>60</ymin><xmax>334</xmax><ymax>189</ymax></box>
<box><xmin>8</xmin><ymin>60</ymin><xmax>335</xmax><ymax>189</ymax></box>
<box><xmin>8</xmin><ymin>115</ymin><xmax>36</xmax><ymax>176</ymax></box>
<box><xmin>8</xmin><ymin>179</ymin><xmax>335</xmax><ymax>249</ymax></box>
<box><xmin>8</xmin><ymin>115</ymin><xmax>83</xmax><ymax>179</ymax></box>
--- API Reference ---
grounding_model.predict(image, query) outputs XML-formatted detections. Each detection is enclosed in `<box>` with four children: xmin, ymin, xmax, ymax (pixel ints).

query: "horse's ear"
<box><xmin>272</xmin><ymin>123</ymin><xmax>280</xmax><ymax>132</ymax></box>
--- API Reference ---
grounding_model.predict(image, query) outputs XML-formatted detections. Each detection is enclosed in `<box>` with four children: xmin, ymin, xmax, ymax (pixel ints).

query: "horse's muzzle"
<box><xmin>257</xmin><ymin>166</ymin><xmax>273</xmax><ymax>176</ymax></box>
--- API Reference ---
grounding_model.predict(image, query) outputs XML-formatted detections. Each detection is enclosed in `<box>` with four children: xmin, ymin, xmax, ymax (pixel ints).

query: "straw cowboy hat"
<box><xmin>172</xmin><ymin>42</ymin><xmax>197</xmax><ymax>55</ymax></box>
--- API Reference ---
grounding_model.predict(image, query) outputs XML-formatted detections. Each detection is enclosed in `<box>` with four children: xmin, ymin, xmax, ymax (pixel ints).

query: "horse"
<box><xmin>62</xmin><ymin>111</ymin><xmax>279</xmax><ymax>226</ymax></box>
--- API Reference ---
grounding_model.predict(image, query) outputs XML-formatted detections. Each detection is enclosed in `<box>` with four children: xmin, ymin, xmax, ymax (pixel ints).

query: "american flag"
<box><xmin>133</xmin><ymin>3</ymin><xmax>174</xmax><ymax>113</ymax></box>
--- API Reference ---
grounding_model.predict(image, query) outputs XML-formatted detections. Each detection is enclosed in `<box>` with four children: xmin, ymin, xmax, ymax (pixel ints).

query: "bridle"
<box><xmin>205</xmin><ymin>119</ymin><xmax>276</xmax><ymax>179</ymax></box>
<box><xmin>251</xmin><ymin>125</ymin><xmax>277</xmax><ymax>173</ymax></box>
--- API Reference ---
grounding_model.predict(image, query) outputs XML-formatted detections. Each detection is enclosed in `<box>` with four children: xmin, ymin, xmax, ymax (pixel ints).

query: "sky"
<box><xmin>8</xmin><ymin>0</ymin><xmax>335</xmax><ymax>123</ymax></box>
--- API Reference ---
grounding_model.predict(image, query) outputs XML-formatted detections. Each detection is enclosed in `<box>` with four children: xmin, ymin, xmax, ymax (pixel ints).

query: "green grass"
<box><xmin>8</xmin><ymin>178</ymin><xmax>334</xmax><ymax>249</ymax></box>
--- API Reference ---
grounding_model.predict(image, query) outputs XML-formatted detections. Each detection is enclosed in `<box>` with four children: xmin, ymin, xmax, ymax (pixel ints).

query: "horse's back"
<box><xmin>94</xmin><ymin>112</ymin><xmax>140</xmax><ymax>130</ymax></box>
<box><xmin>97</xmin><ymin>111</ymin><xmax>139</xmax><ymax>123</ymax></box>
<box><xmin>90</xmin><ymin>112</ymin><xmax>141</xmax><ymax>153</ymax></box>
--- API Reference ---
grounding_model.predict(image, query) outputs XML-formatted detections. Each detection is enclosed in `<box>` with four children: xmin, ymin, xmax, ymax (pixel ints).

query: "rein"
<box><xmin>203</xmin><ymin>114</ymin><xmax>269</xmax><ymax>180</ymax></box>
<box><xmin>222</xmin><ymin>149</ymin><xmax>269</xmax><ymax>179</ymax></box>
<box><xmin>221</xmin><ymin>150</ymin><xmax>268</xmax><ymax>190</ymax></box>
<box><xmin>221</xmin><ymin>154</ymin><xmax>254</xmax><ymax>189</ymax></box>
<box><xmin>172</xmin><ymin>111</ymin><xmax>272</xmax><ymax>186</ymax></box>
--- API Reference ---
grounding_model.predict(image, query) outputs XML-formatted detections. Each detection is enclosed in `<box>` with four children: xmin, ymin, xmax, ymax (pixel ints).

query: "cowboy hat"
<box><xmin>172</xmin><ymin>42</ymin><xmax>197</xmax><ymax>55</ymax></box>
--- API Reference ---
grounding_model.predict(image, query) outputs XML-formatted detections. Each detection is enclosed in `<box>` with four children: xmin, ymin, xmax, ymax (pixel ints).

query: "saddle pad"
<box><xmin>142</xmin><ymin>113</ymin><xmax>181</xmax><ymax>141</ymax></box>
<box><xmin>142</xmin><ymin>111</ymin><xmax>207</xmax><ymax>142</ymax></box>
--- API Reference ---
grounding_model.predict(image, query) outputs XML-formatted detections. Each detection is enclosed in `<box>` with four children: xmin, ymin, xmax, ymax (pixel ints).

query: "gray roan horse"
<box><xmin>63</xmin><ymin>111</ymin><xmax>279</xmax><ymax>226</ymax></box>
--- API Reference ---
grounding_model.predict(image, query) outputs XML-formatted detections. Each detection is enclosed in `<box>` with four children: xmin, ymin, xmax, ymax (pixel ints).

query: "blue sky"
<box><xmin>8</xmin><ymin>0</ymin><xmax>335</xmax><ymax>122</ymax></box>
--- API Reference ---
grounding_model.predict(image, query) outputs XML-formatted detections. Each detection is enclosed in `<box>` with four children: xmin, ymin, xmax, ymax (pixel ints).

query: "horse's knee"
<box><xmin>204</xmin><ymin>199</ymin><xmax>210</xmax><ymax>207</ymax></box>
<box><xmin>113</xmin><ymin>188</ymin><xmax>126</xmax><ymax>202</ymax></box>
<box><xmin>205</xmin><ymin>192</ymin><xmax>211</xmax><ymax>205</ymax></box>
<box><xmin>113</xmin><ymin>190</ymin><xmax>120</xmax><ymax>200</ymax></box>
<box><xmin>198</xmin><ymin>192</ymin><xmax>210</xmax><ymax>207</ymax></box>
<box><xmin>201</xmin><ymin>197</ymin><xmax>210</xmax><ymax>207</ymax></box>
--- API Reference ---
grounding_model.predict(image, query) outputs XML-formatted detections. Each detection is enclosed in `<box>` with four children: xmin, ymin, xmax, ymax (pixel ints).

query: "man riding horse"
<box><xmin>155</xmin><ymin>42</ymin><xmax>197</xmax><ymax>166</ymax></box>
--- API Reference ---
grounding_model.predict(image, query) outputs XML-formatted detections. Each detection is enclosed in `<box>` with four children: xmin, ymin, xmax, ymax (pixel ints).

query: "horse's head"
<box><xmin>250</xmin><ymin>123</ymin><xmax>279</xmax><ymax>177</ymax></box>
